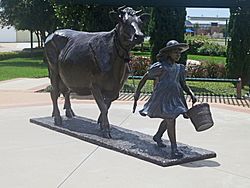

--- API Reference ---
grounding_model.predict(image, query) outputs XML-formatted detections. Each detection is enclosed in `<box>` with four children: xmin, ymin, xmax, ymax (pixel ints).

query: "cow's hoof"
<box><xmin>99</xmin><ymin>124</ymin><xmax>103</xmax><ymax>130</ymax></box>
<box><xmin>54</xmin><ymin>116</ymin><xmax>62</xmax><ymax>125</ymax></box>
<box><xmin>71</xmin><ymin>109</ymin><xmax>76</xmax><ymax>116</ymax></box>
<box><xmin>97</xmin><ymin>117</ymin><xmax>102</xmax><ymax>124</ymax></box>
<box><xmin>102</xmin><ymin>130</ymin><xmax>112</xmax><ymax>139</ymax></box>
<box><xmin>66</xmin><ymin>109</ymin><xmax>75</xmax><ymax>118</ymax></box>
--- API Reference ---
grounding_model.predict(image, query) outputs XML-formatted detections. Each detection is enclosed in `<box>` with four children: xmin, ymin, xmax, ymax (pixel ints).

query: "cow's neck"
<box><xmin>112</xmin><ymin>55</ymin><xmax>129</xmax><ymax>93</ymax></box>
<box><xmin>111</xmin><ymin>29</ymin><xmax>131</xmax><ymax>92</ymax></box>
<box><xmin>114</xmin><ymin>28</ymin><xmax>130</xmax><ymax>63</ymax></box>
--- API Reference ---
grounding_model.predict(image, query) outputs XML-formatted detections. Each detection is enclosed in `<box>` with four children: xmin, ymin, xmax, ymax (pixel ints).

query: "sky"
<box><xmin>186</xmin><ymin>8</ymin><xmax>230</xmax><ymax>17</ymax></box>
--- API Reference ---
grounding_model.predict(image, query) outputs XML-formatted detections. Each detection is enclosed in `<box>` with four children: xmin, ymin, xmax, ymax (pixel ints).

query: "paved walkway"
<box><xmin>1</xmin><ymin>78</ymin><xmax>250</xmax><ymax>188</ymax></box>
<box><xmin>0</xmin><ymin>42</ymin><xmax>38</xmax><ymax>52</ymax></box>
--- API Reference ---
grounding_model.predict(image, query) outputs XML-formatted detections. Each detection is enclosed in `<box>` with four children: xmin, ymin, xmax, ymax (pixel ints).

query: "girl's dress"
<box><xmin>139</xmin><ymin>60</ymin><xmax>190</xmax><ymax>119</ymax></box>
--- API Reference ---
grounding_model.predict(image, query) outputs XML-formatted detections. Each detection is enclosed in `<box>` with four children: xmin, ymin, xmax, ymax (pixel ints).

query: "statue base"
<box><xmin>30</xmin><ymin>116</ymin><xmax>216</xmax><ymax>167</ymax></box>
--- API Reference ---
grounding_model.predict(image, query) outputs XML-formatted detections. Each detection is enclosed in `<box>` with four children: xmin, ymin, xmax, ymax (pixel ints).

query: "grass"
<box><xmin>187</xmin><ymin>54</ymin><xmax>226</xmax><ymax>64</ymax></box>
<box><xmin>0</xmin><ymin>51</ymin><xmax>248</xmax><ymax>97</ymax></box>
<box><xmin>122</xmin><ymin>79</ymin><xmax>154</xmax><ymax>93</ymax></box>
<box><xmin>131</xmin><ymin>51</ymin><xmax>151</xmax><ymax>57</ymax></box>
<box><xmin>131</xmin><ymin>52</ymin><xmax>226</xmax><ymax>64</ymax></box>
<box><xmin>187</xmin><ymin>81</ymin><xmax>249</xmax><ymax>97</ymax></box>
<box><xmin>0</xmin><ymin>57</ymin><xmax>48</xmax><ymax>81</ymax></box>
<box><xmin>123</xmin><ymin>79</ymin><xmax>249</xmax><ymax>97</ymax></box>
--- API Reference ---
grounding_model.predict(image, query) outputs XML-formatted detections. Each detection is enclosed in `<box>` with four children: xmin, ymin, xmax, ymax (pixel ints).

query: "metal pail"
<box><xmin>187</xmin><ymin>103</ymin><xmax>214</xmax><ymax>132</ymax></box>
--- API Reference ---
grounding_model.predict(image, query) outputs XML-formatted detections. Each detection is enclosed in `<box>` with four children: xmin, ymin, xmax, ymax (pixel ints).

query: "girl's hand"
<box><xmin>191</xmin><ymin>95</ymin><xmax>197</xmax><ymax>104</ymax></box>
<box><xmin>133</xmin><ymin>93</ymin><xmax>140</xmax><ymax>113</ymax></box>
<box><xmin>134</xmin><ymin>92</ymin><xmax>140</xmax><ymax>101</ymax></box>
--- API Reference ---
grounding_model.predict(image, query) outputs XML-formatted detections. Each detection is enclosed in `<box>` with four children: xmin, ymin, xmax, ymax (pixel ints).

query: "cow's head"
<box><xmin>110</xmin><ymin>6</ymin><xmax>150</xmax><ymax>49</ymax></box>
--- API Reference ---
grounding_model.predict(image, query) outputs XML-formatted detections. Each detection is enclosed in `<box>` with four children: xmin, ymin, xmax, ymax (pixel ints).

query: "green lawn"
<box><xmin>187</xmin><ymin>54</ymin><xmax>226</xmax><ymax>64</ymax></box>
<box><xmin>123</xmin><ymin>79</ymin><xmax>249</xmax><ymax>97</ymax></box>
<box><xmin>131</xmin><ymin>51</ymin><xmax>226</xmax><ymax>64</ymax></box>
<box><xmin>131</xmin><ymin>51</ymin><xmax>151</xmax><ymax>57</ymax></box>
<box><xmin>0</xmin><ymin>57</ymin><xmax>48</xmax><ymax>81</ymax></box>
<box><xmin>0</xmin><ymin>54</ymin><xmax>248</xmax><ymax>97</ymax></box>
<box><xmin>187</xmin><ymin>81</ymin><xmax>249</xmax><ymax>96</ymax></box>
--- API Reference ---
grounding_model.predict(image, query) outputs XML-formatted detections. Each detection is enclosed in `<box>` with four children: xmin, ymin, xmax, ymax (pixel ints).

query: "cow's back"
<box><xmin>45</xmin><ymin>29</ymin><xmax>119</xmax><ymax>95</ymax></box>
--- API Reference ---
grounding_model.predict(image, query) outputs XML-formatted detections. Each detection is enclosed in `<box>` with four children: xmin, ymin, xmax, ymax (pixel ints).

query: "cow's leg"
<box><xmin>60</xmin><ymin>81</ymin><xmax>75</xmax><ymax>118</ymax></box>
<box><xmin>62</xmin><ymin>91</ymin><xmax>75</xmax><ymax>118</ymax></box>
<box><xmin>97</xmin><ymin>98</ymin><xmax>111</xmax><ymax>129</ymax></box>
<box><xmin>50</xmin><ymin>73</ymin><xmax>62</xmax><ymax>125</ymax></box>
<box><xmin>91</xmin><ymin>85</ymin><xmax>111</xmax><ymax>138</ymax></box>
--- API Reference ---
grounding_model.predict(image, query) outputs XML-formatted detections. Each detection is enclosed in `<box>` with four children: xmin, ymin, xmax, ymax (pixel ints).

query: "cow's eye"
<box><xmin>137</xmin><ymin>19</ymin><xmax>143</xmax><ymax>26</ymax></box>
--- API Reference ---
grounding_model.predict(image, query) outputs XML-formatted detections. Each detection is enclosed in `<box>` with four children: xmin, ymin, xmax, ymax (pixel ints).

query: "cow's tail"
<box><xmin>43</xmin><ymin>49</ymin><xmax>51</xmax><ymax>79</ymax></box>
<box><xmin>44</xmin><ymin>33</ymin><xmax>59</xmax><ymax>78</ymax></box>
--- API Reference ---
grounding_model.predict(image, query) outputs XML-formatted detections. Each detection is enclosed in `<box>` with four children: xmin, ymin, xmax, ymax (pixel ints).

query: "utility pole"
<box><xmin>30</xmin><ymin>30</ymin><xmax>33</xmax><ymax>55</ymax></box>
<box><xmin>225</xmin><ymin>19</ymin><xmax>228</xmax><ymax>46</ymax></box>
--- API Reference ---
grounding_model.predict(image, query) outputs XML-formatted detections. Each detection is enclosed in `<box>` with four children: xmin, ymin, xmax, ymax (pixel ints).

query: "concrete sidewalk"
<box><xmin>0</xmin><ymin>42</ymin><xmax>38</xmax><ymax>52</ymax></box>
<box><xmin>1</xmin><ymin>78</ymin><xmax>250</xmax><ymax>188</ymax></box>
<box><xmin>0</xmin><ymin>78</ymin><xmax>51</xmax><ymax>108</ymax></box>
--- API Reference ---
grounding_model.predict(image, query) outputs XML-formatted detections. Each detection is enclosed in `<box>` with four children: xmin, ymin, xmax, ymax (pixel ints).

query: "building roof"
<box><xmin>186</xmin><ymin>16</ymin><xmax>229</xmax><ymax>26</ymax></box>
<box><xmin>185</xmin><ymin>20</ymin><xmax>193</xmax><ymax>27</ymax></box>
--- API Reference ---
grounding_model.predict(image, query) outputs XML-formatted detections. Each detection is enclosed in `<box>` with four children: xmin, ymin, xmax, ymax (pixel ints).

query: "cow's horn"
<box><xmin>135</xmin><ymin>10</ymin><xmax>142</xmax><ymax>15</ymax></box>
<box><xmin>118</xmin><ymin>5</ymin><xmax>126</xmax><ymax>13</ymax></box>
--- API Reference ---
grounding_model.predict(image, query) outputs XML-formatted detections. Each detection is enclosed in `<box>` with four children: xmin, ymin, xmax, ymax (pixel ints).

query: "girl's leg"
<box><xmin>153</xmin><ymin>120</ymin><xmax>167</xmax><ymax>147</ymax></box>
<box><xmin>166</xmin><ymin>118</ymin><xmax>183</xmax><ymax>158</ymax></box>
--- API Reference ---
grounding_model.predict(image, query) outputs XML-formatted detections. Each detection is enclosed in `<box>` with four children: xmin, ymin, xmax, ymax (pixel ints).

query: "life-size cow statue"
<box><xmin>44</xmin><ymin>6</ymin><xmax>149</xmax><ymax>138</ymax></box>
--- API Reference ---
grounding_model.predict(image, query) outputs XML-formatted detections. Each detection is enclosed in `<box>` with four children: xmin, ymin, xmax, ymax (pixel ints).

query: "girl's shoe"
<box><xmin>171</xmin><ymin>149</ymin><xmax>184</xmax><ymax>159</ymax></box>
<box><xmin>153</xmin><ymin>135</ymin><xmax>166</xmax><ymax>147</ymax></box>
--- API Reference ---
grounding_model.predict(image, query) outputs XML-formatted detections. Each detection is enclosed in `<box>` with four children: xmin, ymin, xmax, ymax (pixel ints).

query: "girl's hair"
<box><xmin>156</xmin><ymin>51</ymin><xmax>171</xmax><ymax>61</ymax></box>
<box><xmin>156</xmin><ymin>48</ymin><xmax>182</xmax><ymax>61</ymax></box>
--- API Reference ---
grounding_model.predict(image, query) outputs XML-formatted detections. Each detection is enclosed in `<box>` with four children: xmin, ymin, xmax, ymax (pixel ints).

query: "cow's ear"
<box><xmin>109</xmin><ymin>11</ymin><xmax>121</xmax><ymax>23</ymax></box>
<box><xmin>139</xmin><ymin>13</ymin><xmax>150</xmax><ymax>25</ymax></box>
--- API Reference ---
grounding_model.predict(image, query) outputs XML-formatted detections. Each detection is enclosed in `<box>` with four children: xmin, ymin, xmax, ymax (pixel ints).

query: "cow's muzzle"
<box><xmin>133</xmin><ymin>34</ymin><xmax>144</xmax><ymax>44</ymax></box>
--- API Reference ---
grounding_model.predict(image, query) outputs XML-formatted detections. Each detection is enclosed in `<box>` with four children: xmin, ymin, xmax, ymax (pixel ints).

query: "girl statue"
<box><xmin>134</xmin><ymin>40</ymin><xmax>197</xmax><ymax>158</ymax></box>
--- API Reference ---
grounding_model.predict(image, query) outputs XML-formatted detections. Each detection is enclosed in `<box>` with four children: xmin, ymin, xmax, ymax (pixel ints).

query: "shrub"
<box><xmin>205</xmin><ymin>62</ymin><xmax>226</xmax><ymax>78</ymax></box>
<box><xmin>187</xmin><ymin>61</ymin><xmax>226</xmax><ymax>78</ymax></box>
<box><xmin>185</xmin><ymin>35</ymin><xmax>227</xmax><ymax>57</ymax></box>
<box><xmin>0</xmin><ymin>49</ymin><xmax>44</xmax><ymax>61</ymax></box>
<box><xmin>129</xmin><ymin>55</ymin><xmax>151</xmax><ymax>76</ymax></box>
<box><xmin>197</xmin><ymin>42</ymin><xmax>226</xmax><ymax>56</ymax></box>
<box><xmin>185</xmin><ymin>35</ymin><xmax>209</xmax><ymax>54</ymax></box>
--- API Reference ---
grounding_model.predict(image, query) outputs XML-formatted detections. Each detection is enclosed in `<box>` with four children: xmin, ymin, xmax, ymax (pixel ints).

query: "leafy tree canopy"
<box><xmin>0</xmin><ymin>0</ymin><xmax>57</xmax><ymax>47</ymax></box>
<box><xmin>149</xmin><ymin>7</ymin><xmax>186</xmax><ymax>63</ymax></box>
<box><xmin>227</xmin><ymin>7</ymin><xmax>250</xmax><ymax>85</ymax></box>
<box><xmin>0</xmin><ymin>0</ymin><xmax>56</xmax><ymax>32</ymax></box>
<box><xmin>53</xmin><ymin>2</ymin><xmax>117</xmax><ymax>32</ymax></box>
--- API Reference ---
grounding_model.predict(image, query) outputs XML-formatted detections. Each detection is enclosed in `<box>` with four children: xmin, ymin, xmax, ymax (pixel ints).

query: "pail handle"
<box><xmin>191</xmin><ymin>98</ymin><xmax>201</xmax><ymax>107</ymax></box>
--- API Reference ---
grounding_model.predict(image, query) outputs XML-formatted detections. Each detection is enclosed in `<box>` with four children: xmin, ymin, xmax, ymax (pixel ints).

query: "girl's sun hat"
<box><xmin>159</xmin><ymin>40</ymin><xmax>189</xmax><ymax>54</ymax></box>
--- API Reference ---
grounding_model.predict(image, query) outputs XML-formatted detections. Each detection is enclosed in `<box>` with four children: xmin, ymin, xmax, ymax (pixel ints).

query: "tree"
<box><xmin>227</xmin><ymin>7</ymin><xmax>250</xmax><ymax>86</ymax></box>
<box><xmin>0</xmin><ymin>0</ymin><xmax>57</xmax><ymax>47</ymax></box>
<box><xmin>149</xmin><ymin>7</ymin><xmax>186</xmax><ymax>63</ymax></box>
<box><xmin>53</xmin><ymin>2</ymin><xmax>117</xmax><ymax>32</ymax></box>
<box><xmin>193</xmin><ymin>23</ymin><xmax>200</xmax><ymax>35</ymax></box>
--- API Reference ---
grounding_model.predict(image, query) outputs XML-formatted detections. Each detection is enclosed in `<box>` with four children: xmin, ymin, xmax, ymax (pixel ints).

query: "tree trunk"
<box><xmin>35</xmin><ymin>31</ymin><xmax>41</xmax><ymax>48</ymax></box>
<box><xmin>30</xmin><ymin>30</ymin><xmax>33</xmax><ymax>55</ymax></box>
<box><xmin>40</xmin><ymin>31</ymin><xmax>46</xmax><ymax>48</ymax></box>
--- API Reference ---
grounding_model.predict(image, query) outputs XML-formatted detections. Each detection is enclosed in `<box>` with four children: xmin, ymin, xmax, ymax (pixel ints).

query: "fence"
<box><xmin>121</xmin><ymin>76</ymin><xmax>242</xmax><ymax>99</ymax></box>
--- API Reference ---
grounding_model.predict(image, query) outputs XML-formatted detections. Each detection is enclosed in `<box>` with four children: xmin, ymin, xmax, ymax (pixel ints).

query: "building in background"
<box><xmin>185</xmin><ymin>16</ymin><xmax>229</xmax><ymax>38</ymax></box>
<box><xmin>0</xmin><ymin>26</ymin><xmax>38</xmax><ymax>42</ymax></box>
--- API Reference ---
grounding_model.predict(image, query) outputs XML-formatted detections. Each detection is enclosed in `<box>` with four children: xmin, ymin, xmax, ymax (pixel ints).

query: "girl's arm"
<box><xmin>181</xmin><ymin>81</ymin><xmax>197</xmax><ymax>104</ymax></box>
<box><xmin>132</xmin><ymin>73</ymin><xmax>149</xmax><ymax>113</ymax></box>
<box><xmin>180</xmin><ymin>65</ymin><xmax>197</xmax><ymax>104</ymax></box>
<box><xmin>134</xmin><ymin>72</ymin><xmax>149</xmax><ymax>101</ymax></box>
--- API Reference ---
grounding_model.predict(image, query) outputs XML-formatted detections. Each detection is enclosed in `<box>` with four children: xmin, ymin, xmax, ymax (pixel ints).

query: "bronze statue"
<box><xmin>44</xmin><ymin>6</ymin><xmax>150</xmax><ymax>138</ymax></box>
<box><xmin>134</xmin><ymin>40</ymin><xmax>197</xmax><ymax>158</ymax></box>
